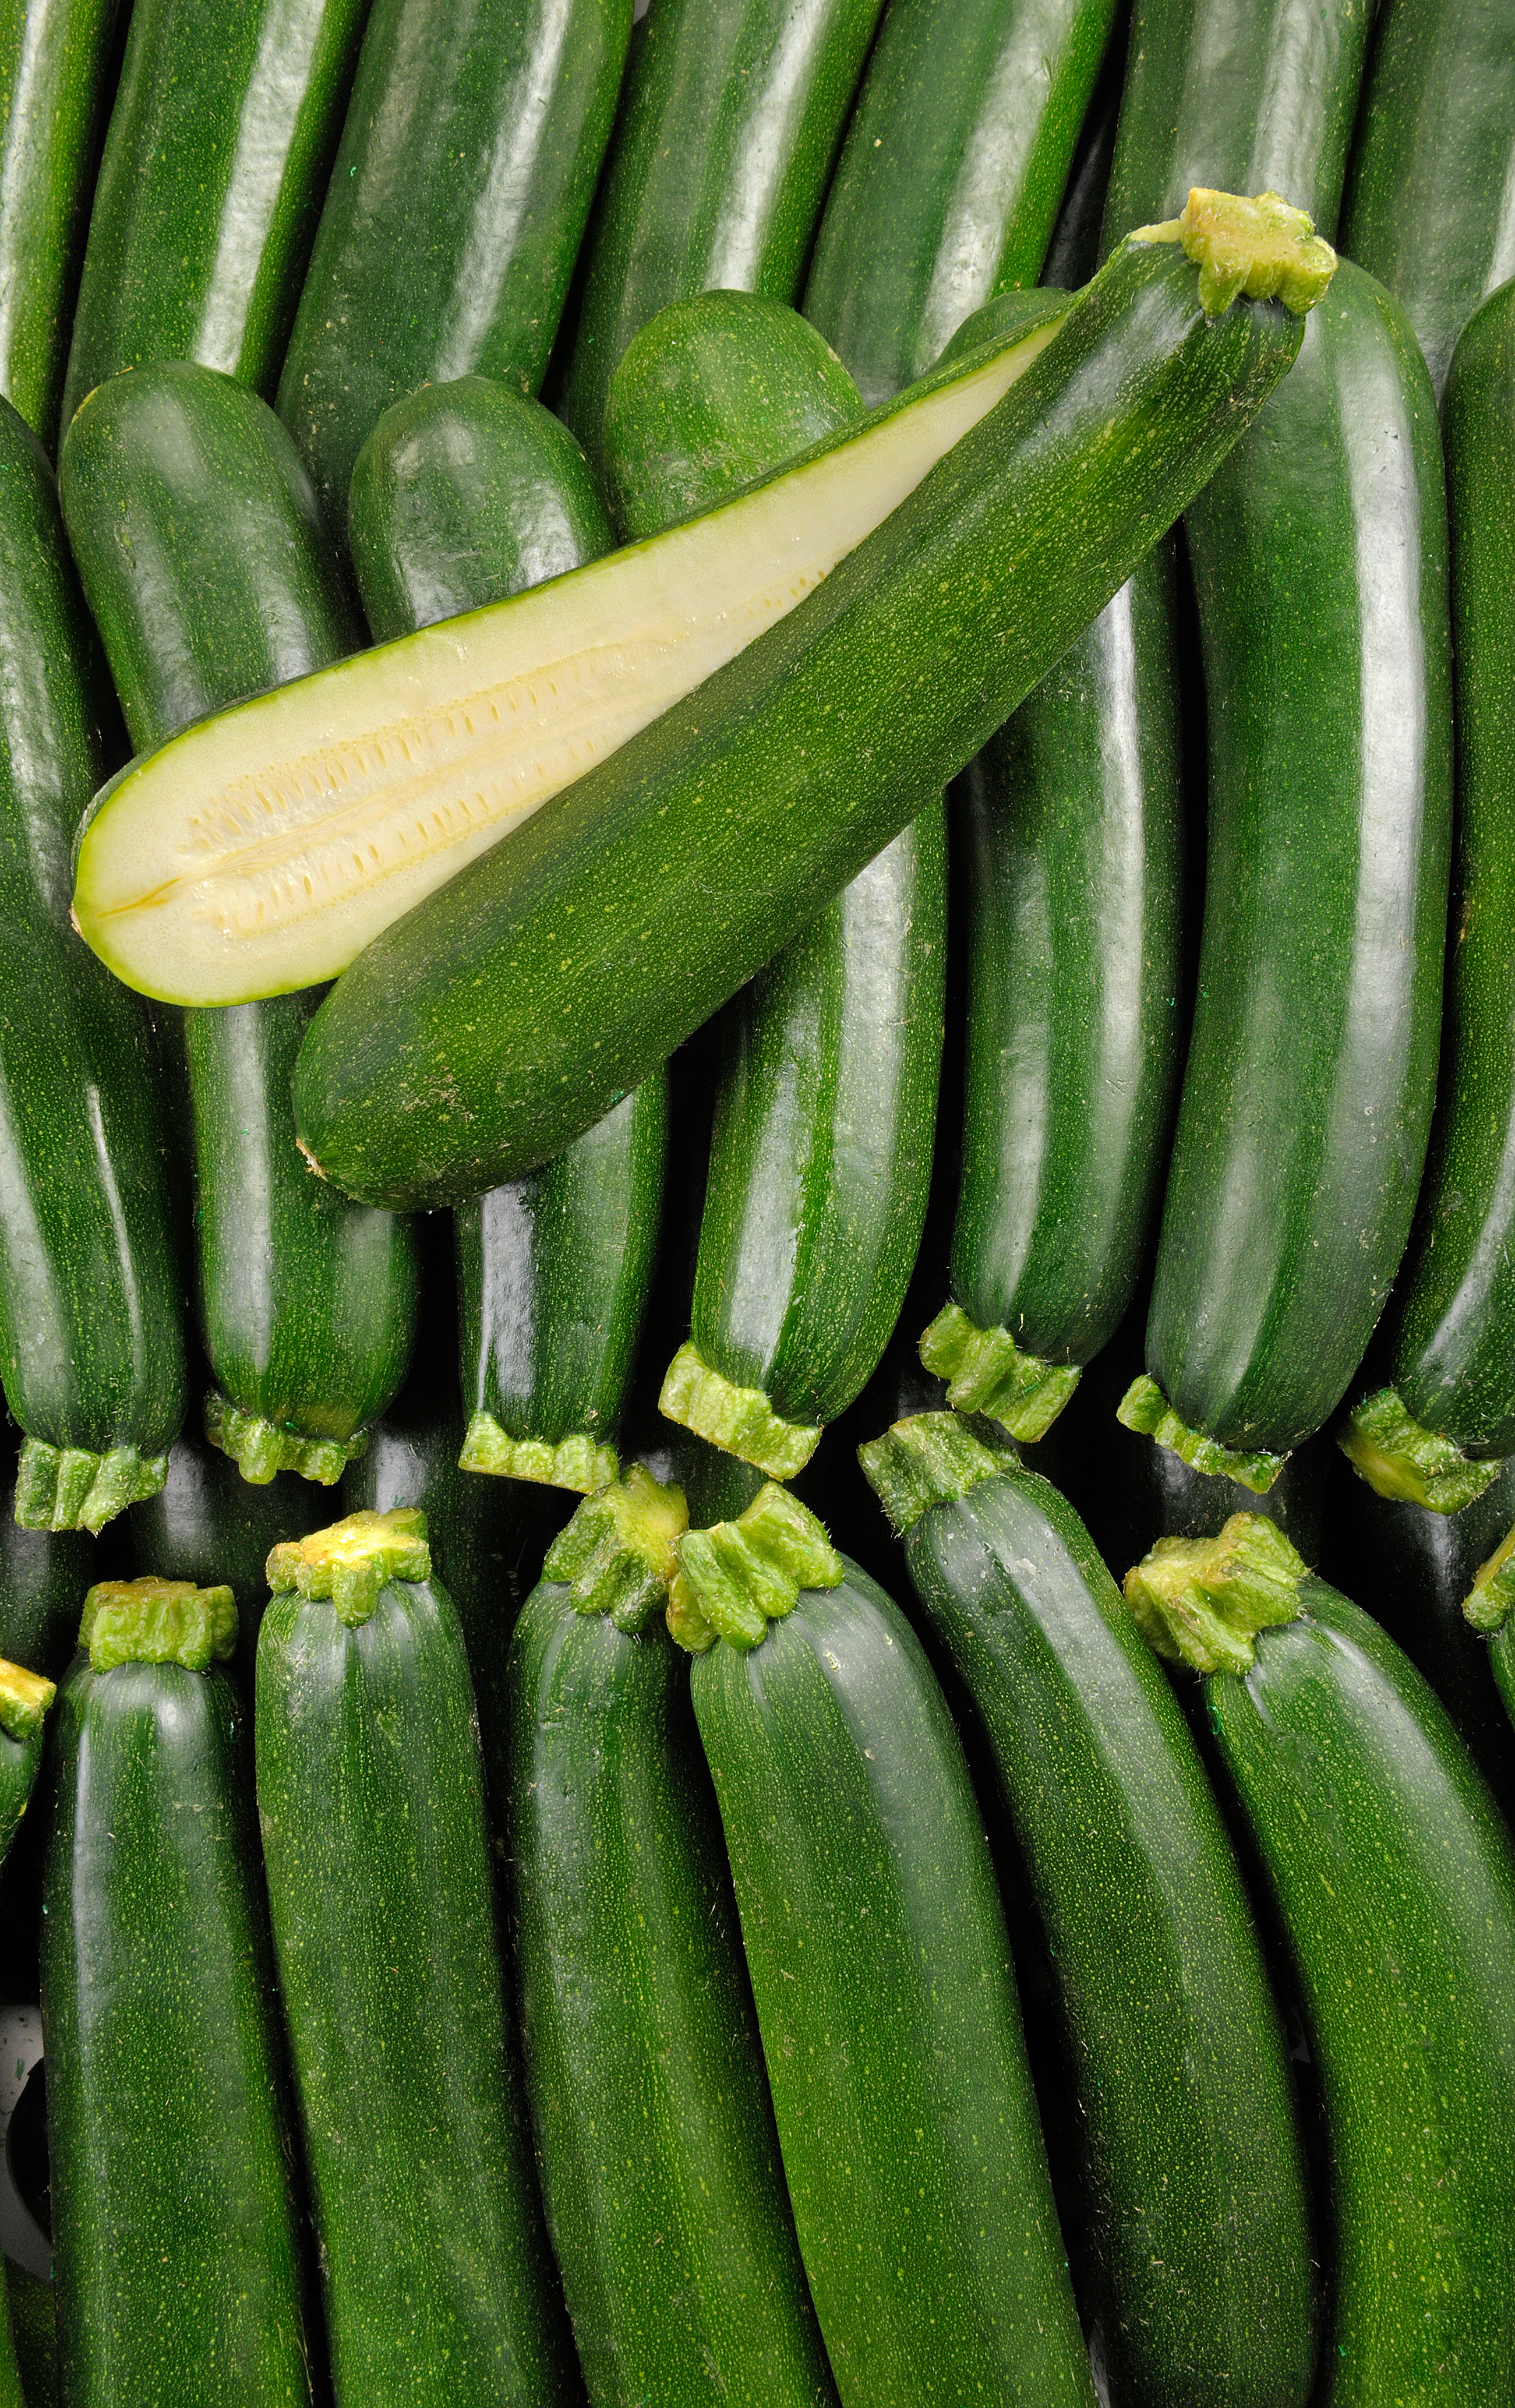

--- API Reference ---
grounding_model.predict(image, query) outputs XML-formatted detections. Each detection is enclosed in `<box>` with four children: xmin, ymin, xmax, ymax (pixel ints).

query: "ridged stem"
<box><xmin>658</xmin><ymin>1340</ymin><xmax>821</xmax><ymax>1479</ymax></box>
<box><xmin>15</xmin><ymin>1436</ymin><xmax>168</xmax><ymax>1533</ymax></box>
<box><xmin>1339</xmin><ymin>1386</ymin><xmax>1500</xmax><ymax>1513</ymax></box>
<box><xmin>1117</xmin><ymin>1374</ymin><xmax>1287</xmax><ymax>1493</ymax></box>
<box><xmin>858</xmin><ymin>1410</ymin><xmax>1015</xmax><ymax>1534</ymax></box>
<box><xmin>667</xmin><ymin>1484</ymin><xmax>842</xmax><ymax>1654</ymax></box>
<box><xmin>0</xmin><ymin>1656</ymin><xmax>57</xmax><ymax>1741</ymax></box>
<box><xmin>80</xmin><ymin>1577</ymin><xmax>237</xmax><ymax>1674</ymax></box>
<box><xmin>459</xmin><ymin>1409</ymin><xmax>619</xmax><ymax>1496</ymax></box>
<box><xmin>1132</xmin><ymin>188</ymin><xmax>1337</xmax><ymax>317</ymax></box>
<box><xmin>1122</xmin><ymin>1513</ymin><xmax>1308</xmax><ymax>1675</ymax></box>
<box><xmin>543</xmin><ymin>1467</ymin><xmax>689</xmax><ymax>1633</ymax></box>
<box><xmin>1465</xmin><ymin>1525</ymin><xmax>1515</xmax><ymax>1633</ymax></box>
<box><xmin>205</xmin><ymin>1390</ymin><xmax>367</xmax><ymax>1487</ymax></box>
<box><xmin>917</xmin><ymin>1302</ymin><xmax>1080</xmax><ymax>1441</ymax></box>
<box><xmin>266</xmin><ymin>1506</ymin><xmax>430</xmax><ymax>1629</ymax></box>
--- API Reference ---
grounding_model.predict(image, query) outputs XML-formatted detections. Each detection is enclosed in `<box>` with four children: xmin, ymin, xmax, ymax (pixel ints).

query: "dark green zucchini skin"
<box><xmin>691</xmin><ymin>1563</ymin><xmax>1094</xmax><ymax>2407</ymax></box>
<box><xmin>61</xmin><ymin>0</ymin><xmax>370</xmax><ymax>429</ymax></box>
<box><xmin>0</xmin><ymin>0</ymin><xmax>127</xmax><ymax>451</ymax></box>
<box><xmin>801</xmin><ymin>0</ymin><xmax>1121</xmax><ymax>404</ymax></box>
<box><xmin>1205</xmin><ymin>1580</ymin><xmax>1515</xmax><ymax>2400</ymax></box>
<box><xmin>1385</xmin><ymin>284</ymin><xmax>1515</xmax><ymax>1456</ymax></box>
<box><xmin>278</xmin><ymin>0</ymin><xmax>631</xmax><ymax>532</ymax></box>
<box><xmin>948</xmin><ymin>548</ymin><xmax>1182</xmax><ymax>1373</ymax></box>
<box><xmin>506</xmin><ymin>1577</ymin><xmax>836</xmax><ymax>2406</ymax></box>
<box><xmin>0</xmin><ymin>396</ymin><xmax>185</xmax><ymax>1518</ymax></box>
<box><xmin>296</xmin><ymin>236</ymin><xmax>1308</xmax><ymax>1206</ymax></box>
<box><xmin>1341</xmin><ymin>0</ymin><xmax>1515</xmax><ymax>400</ymax></box>
<box><xmin>60</xmin><ymin>362</ymin><xmax>419</xmax><ymax>1480</ymax></box>
<box><xmin>0</xmin><ymin>1440</ymin><xmax>96</xmax><ymax>1678</ymax></box>
<box><xmin>1145</xmin><ymin>261</ymin><xmax>1452</xmax><ymax>1456</ymax></box>
<box><xmin>255</xmin><ymin>1564</ymin><xmax>575</xmax><ymax>2406</ymax></box>
<box><xmin>0</xmin><ymin>1719</ymin><xmax>44</xmax><ymax>1869</ymax></box>
<box><xmin>42</xmin><ymin>1655</ymin><xmax>317</xmax><ymax>2406</ymax></box>
<box><xmin>894</xmin><ymin>1451</ymin><xmax>1314</xmax><ymax>2405</ymax></box>
<box><xmin>560</xmin><ymin>0</ymin><xmax>885</xmax><ymax>467</ymax></box>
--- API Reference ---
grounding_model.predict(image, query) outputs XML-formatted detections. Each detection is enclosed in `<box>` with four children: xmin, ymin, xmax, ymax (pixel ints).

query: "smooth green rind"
<box><xmin>256</xmin><ymin>1560</ymin><xmax>575</xmax><ymax>2404</ymax></box>
<box><xmin>279</xmin><ymin>0</ymin><xmax>631</xmax><ymax>532</ymax></box>
<box><xmin>1117</xmin><ymin>1375</ymin><xmax>1287</xmax><ymax>1494</ymax></box>
<box><xmin>801</xmin><ymin>0</ymin><xmax>1121</xmax><ymax>404</ymax></box>
<box><xmin>541</xmin><ymin>1466</ymin><xmax>688</xmax><ymax>1631</ymax></box>
<box><xmin>1340</xmin><ymin>0</ymin><xmax>1515</xmax><ymax>399</ymax></box>
<box><xmin>14</xmin><ymin>1438</ymin><xmax>169</xmax><ymax>1533</ymax></box>
<box><xmin>460</xmin><ymin>1414</ymin><xmax>619</xmax><ymax>1498</ymax></box>
<box><xmin>1124</xmin><ymin>1510</ymin><xmax>1308</xmax><ymax>1675</ymax></box>
<box><xmin>1207</xmin><ymin>1581</ymin><xmax>1515</xmax><ymax>2399</ymax></box>
<box><xmin>933</xmin><ymin>284</ymin><xmax>1072</xmax><ymax>366</ymax></box>
<box><xmin>671</xmin><ymin>1482</ymin><xmax>842</xmax><ymax>1652</ymax></box>
<box><xmin>62</xmin><ymin>0</ymin><xmax>370</xmax><ymax>425</ymax></box>
<box><xmin>0</xmin><ymin>1655</ymin><xmax>55</xmax><ymax>1741</ymax></box>
<box><xmin>690</xmin><ymin>1567</ymin><xmax>1096</xmax><ymax>2406</ymax></box>
<box><xmin>1339</xmin><ymin>1386</ymin><xmax>1500</xmax><ymax>1513</ymax></box>
<box><xmin>0</xmin><ymin>0</ymin><xmax>127</xmax><ymax>450</ymax></box>
<box><xmin>297</xmin><ymin>232</ymin><xmax>1314</xmax><ymax>1205</ymax></box>
<box><xmin>560</xmin><ymin>0</ymin><xmax>886</xmax><ymax>471</ymax></box>
<box><xmin>919</xmin><ymin>1301</ymin><xmax>1082</xmax><ymax>1440</ymax></box>
<box><xmin>900</xmin><ymin>1464</ymin><xmax>1318</xmax><ymax>2407</ymax></box>
<box><xmin>506</xmin><ymin>1573</ymin><xmax>838</xmax><ymax>2404</ymax></box>
<box><xmin>80</xmin><ymin>1576</ymin><xmax>238</xmax><ymax>1674</ymax></box>
<box><xmin>1464</xmin><ymin>1525</ymin><xmax>1515</xmax><ymax>1634</ymax></box>
<box><xmin>859</xmin><ymin>1410</ymin><xmax>1015</xmax><ymax>1536</ymax></box>
<box><xmin>660</xmin><ymin>1341</ymin><xmax>822</xmax><ymax>1480</ymax></box>
<box><xmin>205</xmin><ymin>1392</ymin><xmax>367</xmax><ymax>1488</ymax></box>
<box><xmin>43</xmin><ymin>1653</ymin><xmax>317</xmax><ymax>2407</ymax></box>
<box><xmin>266</xmin><ymin>1505</ymin><xmax>430</xmax><ymax>1629</ymax></box>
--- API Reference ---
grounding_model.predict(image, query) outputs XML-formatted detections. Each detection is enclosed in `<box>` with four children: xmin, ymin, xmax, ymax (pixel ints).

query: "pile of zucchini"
<box><xmin>3</xmin><ymin>0</ymin><xmax>1515</xmax><ymax>2400</ymax></box>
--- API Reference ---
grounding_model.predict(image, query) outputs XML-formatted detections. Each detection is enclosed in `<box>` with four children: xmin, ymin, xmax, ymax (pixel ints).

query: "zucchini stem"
<box><xmin>859</xmin><ymin>1410</ymin><xmax>1016</xmax><ymax>1535</ymax></box>
<box><xmin>15</xmin><ymin>1436</ymin><xmax>169</xmax><ymax>1533</ymax></box>
<box><xmin>668</xmin><ymin>1485</ymin><xmax>841</xmax><ymax>1654</ymax></box>
<box><xmin>1122</xmin><ymin>1514</ymin><xmax>1308</xmax><ymax>1675</ymax></box>
<box><xmin>205</xmin><ymin>1390</ymin><xmax>367</xmax><ymax>1488</ymax></box>
<box><xmin>919</xmin><ymin>1301</ymin><xmax>1080</xmax><ymax>1441</ymax></box>
<box><xmin>460</xmin><ymin>1410</ymin><xmax>618</xmax><ymax>1496</ymax></box>
<box><xmin>659</xmin><ymin>1340</ymin><xmax>821</xmax><ymax>1480</ymax></box>
<box><xmin>1339</xmin><ymin>1386</ymin><xmax>1500</xmax><ymax>1513</ymax></box>
<box><xmin>0</xmin><ymin>1657</ymin><xmax>57</xmax><ymax>1741</ymax></box>
<box><xmin>543</xmin><ymin>1467</ymin><xmax>688</xmax><ymax>1632</ymax></box>
<box><xmin>266</xmin><ymin>1506</ymin><xmax>430</xmax><ymax>1628</ymax></box>
<box><xmin>79</xmin><ymin>1577</ymin><xmax>237</xmax><ymax>1674</ymax></box>
<box><xmin>1117</xmin><ymin>1374</ymin><xmax>1287</xmax><ymax>1492</ymax></box>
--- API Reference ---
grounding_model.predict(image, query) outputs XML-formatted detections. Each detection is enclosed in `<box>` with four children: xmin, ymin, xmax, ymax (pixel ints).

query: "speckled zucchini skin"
<box><xmin>1205</xmin><ymin>1580</ymin><xmax>1515</xmax><ymax>2402</ymax></box>
<box><xmin>506</xmin><ymin>1576</ymin><xmax>836</xmax><ymax>2406</ymax></box>
<box><xmin>279</xmin><ymin>0</ymin><xmax>631</xmax><ymax>530</ymax></box>
<box><xmin>256</xmin><ymin>1564</ymin><xmax>575</xmax><ymax>2406</ymax></box>
<box><xmin>62</xmin><ymin>0</ymin><xmax>370</xmax><ymax>427</ymax></box>
<box><xmin>43</xmin><ymin>1654</ymin><xmax>317</xmax><ymax>2406</ymax></box>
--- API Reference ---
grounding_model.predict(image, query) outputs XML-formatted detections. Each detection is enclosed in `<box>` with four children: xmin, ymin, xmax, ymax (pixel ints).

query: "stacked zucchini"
<box><xmin>3</xmin><ymin>0</ymin><xmax>1515</xmax><ymax>2403</ymax></box>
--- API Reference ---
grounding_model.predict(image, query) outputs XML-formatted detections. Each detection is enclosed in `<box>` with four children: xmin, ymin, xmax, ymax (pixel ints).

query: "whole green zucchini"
<box><xmin>279</xmin><ymin>0</ymin><xmax>631</xmax><ymax>533</ymax></box>
<box><xmin>673</xmin><ymin>1483</ymin><xmax>1094</xmax><ymax>2406</ymax></box>
<box><xmin>255</xmin><ymin>1507</ymin><xmax>575</xmax><ymax>2405</ymax></box>
<box><xmin>1128</xmin><ymin>1515</ymin><xmax>1515</xmax><ymax>2401</ymax></box>
<box><xmin>1340</xmin><ymin>280</ymin><xmax>1515</xmax><ymax>1513</ymax></box>
<box><xmin>861</xmin><ymin>1413</ymin><xmax>1315</xmax><ymax>2406</ymax></box>
<box><xmin>507</xmin><ymin>1470</ymin><xmax>838</xmax><ymax>2405</ymax></box>
<box><xmin>60</xmin><ymin>361</ymin><xmax>419</xmax><ymax>1487</ymax></box>
<box><xmin>0</xmin><ymin>0</ymin><xmax>127</xmax><ymax>450</ymax></box>
<box><xmin>61</xmin><ymin>0</ymin><xmax>370</xmax><ymax>427</ymax></box>
<box><xmin>0</xmin><ymin>1656</ymin><xmax>54</xmax><ymax>1868</ymax></box>
<box><xmin>293</xmin><ymin>198</ymin><xmax>1333</xmax><ymax>1207</ymax></box>
<box><xmin>0</xmin><ymin>394</ymin><xmax>185</xmax><ymax>1533</ymax></box>
<box><xmin>1126</xmin><ymin>258</ymin><xmax>1450</xmax><ymax>1482</ymax></box>
<box><xmin>802</xmin><ymin>0</ymin><xmax>1121</xmax><ymax>403</ymax></box>
<box><xmin>42</xmin><ymin>1575</ymin><xmax>317</xmax><ymax>2406</ymax></box>
<box><xmin>560</xmin><ymin>0</ymin><xmax>884</xmax><ymax>467</ymax></box>
<box><xmin>1341</xmin><ymin>0</ymin><xmax>1515</xmax><ymax>398</ymax></box>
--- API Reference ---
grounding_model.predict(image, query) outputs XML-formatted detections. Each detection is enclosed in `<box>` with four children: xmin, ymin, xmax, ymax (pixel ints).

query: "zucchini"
<box><xmin>0</xmin><ymin>1657</ymin><xmax>55</xmax><ymax>1869</ymax></box>
<box><xmin>347</xmin><ymin>375</ymin><xmax>664</xmax><ymax>1492</ymax></box>
<box><xmin>670</xmin><ymin>1482</ymin><xmax>1094</xmax><ymax>2406</ymax></box>
<box><xmin>801</xmin><ymin>0</ymin><xmax>1121</xmax><ymax>403</ymax></box>
<box><xmin>559</xmin><ymin>0</ymin><xmax>885</xmax><ymax>468</ymax></box>
<box><xmin>0</xmin><ymin>394</ymin><xmax>185</xmax><ymax>1533</ymax></box>
<box><xmin>1126</xmin><ymin>258</ymin><xmax>1451</xmax><ymax>1479</ymax></box>
<box><xmin>860</xmin><ymin>1412</ymin><xmax>1315</xmax><ymax>2407</ymax></box>
<box><xmin>0</xmin><ymin>0</ymin><xmax>127</xmax><ymax>450</ymax></box>
<box><xmin>506</xmin><ymin>1470</ymin><xmax>837</xmax><ymax>2405</ymax></box>
<box><xmin>61</xmin><ymin>0</ymin><xmax>370</xmax><ymax>428</ymax></box>
<box><xmin>1340</xmin><ymin>281</ymin><xmax>1515</xmax><ymax>1509</ymax></box>
<box><xmin>278</xmin><ymin>0</ymin><xmax>632</xmax><ymax>534</ymax></box>
<box><xmin>75</xmin><ymin>277</ymin><xmax>1075</xmax><ymax>1005</ymax></box>
<box><xmin>291</xmin><ymin>199</ymin><xmax>1333</xmax><ymax>1208</ymax></box>
<box><xmin>255</xmin><ymin>1507</ymin><xmax>575</xmax><ymax>2405</ymax></box>
<box><xmin>1341</xmin><ymin>0</ymin><xmax>1515</xmax><ymax>398</ymax></box>
<box><xmin>60</xmin><ymin>361</ymin><xmax>420</xmax><ymax>1487</ymax></box>
<box><xmin>1129</xmin><ymin>1514</ymin><xmax>1515</xmax><ymax>2401</ymax></box>
<box><xmin>42</xmin><ymin>1576</ymin><xmax>317</xmax><ymax>2406</ymax></box>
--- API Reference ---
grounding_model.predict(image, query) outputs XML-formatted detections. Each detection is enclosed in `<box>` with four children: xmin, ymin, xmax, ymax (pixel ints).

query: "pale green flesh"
<box><xmin>72</xmin><ymin>318</ymin><xmax>1065</xmax><ymax>1007</ymax></box>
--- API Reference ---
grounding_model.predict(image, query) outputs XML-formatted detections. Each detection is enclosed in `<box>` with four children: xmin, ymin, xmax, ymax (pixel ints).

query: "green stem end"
<box><xmin>80</xmin><ymin>1577</ymin><xmax>237</xmax><ymax>1675</ymax></box>
<box><xmin>668</xmin><ymin>1483</ymin><xmax>842</xmax><ymax>1654</ymax></box>
<box><xmin>1464</xmin><ymin>1523</ymin><xmax>1515</xmax><ymax>1633</ymax></box>
<box><xmin>0</xmin><ymin>1656</ymin><xmax>56</xmax><ymax>1742</ymax></box>
<box><xmin>460</xmin><ymin>1409</ymin><xmax>619</xmax><ymax>1495</ymax></box>
<box><xmin>544</xmin><ymin>1466</ymin><xmax>689</xmax><ymax>1633</ymax></box>
<box><xmin>1124</xmin><ymin>1513</ymin><xmax>1308</xmax><ymax>1675</ymax></box>
<box><xmin>918</xmin><ymin>1302</ymin><xmax>1080</xmax><ymax>1442</ymax></box>
<box><xmin>659</xmin><ymin>1340</ymin><xmax>821</xmax><ymax>1480</ymax></box>
<box><xmin>1117</xmin><ymin>1374</ymin><xmax>1287</xmax><ymax>1493</ymax></box>
<box><xmin>205</xmin><ymin>1391</ymin><xmax>367</xmax><ymax>1487</ymax></box>
<box><xmin>15</xmin><ymin>1436</ymin><xmax>168</xmax><ymax>1533</ymax></box>
<box><xmin>1131</xmin><ymin>188</ymin><xmax>1337</xmax><ymax>317</ymax></box>
<box><xmin>1339</xmin><ymin>1387</ymin><xmax>1500</xmax><ymax>1514</ymax></box>
<box><xmin>267</xmin><ymin>1506</ymin><xmax>430</xmax><ymax>1628</ymax></box>
<box><xmin>859</xmin><ymin>1410</ymin><xmax>1015</xmax><ymax>1535</ymax></box>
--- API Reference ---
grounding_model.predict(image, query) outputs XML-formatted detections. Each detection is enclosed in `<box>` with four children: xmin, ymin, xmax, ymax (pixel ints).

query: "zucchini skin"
<box><xmin>898</xmin><ymin>1457</ymin><xmax>1315</xmax><ymax>2404</ymax></box>
<box><xmin>1341</xmin><ymin>0</ymin><xmax>1515</xmax><ymax>400</ymax></box>
<box><xmin>279</xmin><ymin>0</ymin><xmax>631</xmax><ymax>530</ymax></box>
<box><xmin>0</xmin><ymin>397</ymin><xmax>185</xmax><ymax>1513</ymax></box>
<box><xmin>1386</xmin><ymin>283</ymin><xmax>1515</xmax><ymax>1456</ymax></box>
<box><xmin>691</xmin><ymin>1564</ymin><xmax>1093</xmax><ymax>2406</ymax></box>
<box><xmin>0</xmin><ymin>0</ymin><xmax>126</xmax><ymax>451</ymax></box>
<box><xmin>560</xmin><ymin>0</ymin><xmax>885</xmax><ymax>466</ymax></box>
<box><xmin>1146</xmin><ymin>261</ymin><xmax>1452</xmax><ymax>1455</ymax></box>
<box><xmin>255</xmin><ymin>1565</ymin><xmax>576</xmax><ymax>2406</ymax></box>
<box><xmin>1205</xmin><ymin>1580</ymin><xmax>1515</xmax><ymax>2400</ymax></box>
<box><xmin>42</xmin><ymin>1655</ymin><xmax>317</xmax><ymax>2406</ymax></box>
<box><xmin>801</xmin><ymin>0</ymin><xmax>1121</xmax><ymax>404</ymax></box>
<box><xmin>0</xmin><ymin>1721</ymin><xmax>44</xmax><ymax>1869</ymax></box>
<box><xmin>506</xmin><ymin>1578</ymin><xmax>836</xmax><ymax>2406</ymax></box>
<box><xmin>0</xmin><ymin>1443</ymin><xmax>94</xmax><ymax>1679</ymax></box>
<box><xmin>948</xmin><ymin>552</ymin><xmax>1182</xmax><ymax>1374</ymax></box>
<box><xmin>60</xmin><ymin>363</ymin><xmax>419</xmax><ymax>1478</ymax></box>
<box><xmin>296</xmin><ymin>237</ymin><xmax>1308</xmax><ymax>1205</ymax></box>
<box><xmin>61</xmin><ymin>0</ymin><xmax>370</xmax><ymax>428</ymax></box>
